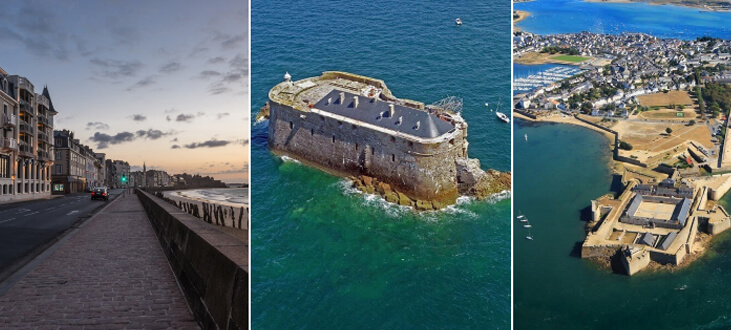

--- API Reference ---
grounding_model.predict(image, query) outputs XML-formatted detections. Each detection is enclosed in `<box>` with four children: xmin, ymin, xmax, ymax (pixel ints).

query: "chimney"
<box><xmin>389</xmin><ymin>104</ymin><xmax>395</xmax><ymax>117</ymax></box>
<box><xmin>353</xmin><ymin>96</ymin><xmax>359</xmax><ymax>108</ymax></box>
<box><xmin>414</xmin><ymin>121</ymin><xmax>421</xmax><ymax>130</ymax></box>
<box><xmin>339</xmin><ymin>92</ymin><xmax>345</xmax><ymax>104</ymax></box>
<box><xmin>327</xmin><ymin>97</ymin><xmax>332</xmax><ymax>105</ymax></box>
<box><xmin>396</xmin><ymin>116</ymin><xmax>402</xmax><ymax>125</ymax></box>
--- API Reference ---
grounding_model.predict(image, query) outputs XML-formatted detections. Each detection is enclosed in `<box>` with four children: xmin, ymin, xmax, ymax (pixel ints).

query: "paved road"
<box><xmin>0</xmin><ymin>191</ymin><xmax>198</xmax><ymax>328</ymax></box>
<box><xmin>0</xmin><ymin>189</ymin><xmax>124</xmax><ymax>277</ymax></box>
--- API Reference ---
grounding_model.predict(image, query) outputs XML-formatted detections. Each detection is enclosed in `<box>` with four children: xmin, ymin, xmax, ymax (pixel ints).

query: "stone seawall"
<box><xmin>268</xmin><ymin>101</ymin><xmax>466</xmax><ymax>204</ymax></box>
<box><xmin>136</xmin><ymin>190</ymin><xmax>247</xmax><ymax>330</ymax></box>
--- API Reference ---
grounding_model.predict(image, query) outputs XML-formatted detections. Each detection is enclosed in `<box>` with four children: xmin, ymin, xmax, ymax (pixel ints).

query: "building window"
<box><xmin>332</xmin><ymin>135</ymin><xmax>335</xmax><ymax>143</ymax></box>
<box><xmin>355</xmin><ymin>143</ymin><xmax>359</xmax><ymax>151</ymax></box>
<box><xmin>55</xmin><ymin>165</ymin><xmax>62</xmax><ymax>174</ymax></box>
<box><xmin>390</xmin><ymin>136</ymin><xmax>395</xmax><ymax>143</ymax></box>
<box><xmin>391</xmin><ymin>154</ymin><xmax>395</xmax><ymax>162</ymax></box>
<box><xmin>289</xmin><ymin>121</ymin><xmax>293</xmax><ymax>129</ymax></box>
<box><xmin>310</xmin><ymin>128</ymin><xmax>314</xmax><ymax>135</ymax></box>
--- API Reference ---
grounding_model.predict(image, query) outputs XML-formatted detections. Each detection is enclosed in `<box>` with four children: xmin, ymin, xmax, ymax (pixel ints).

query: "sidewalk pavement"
<box><xmin>0</xmin><ymin>194</ymin><xmax>199</xmax><ymax>329</ymax></box>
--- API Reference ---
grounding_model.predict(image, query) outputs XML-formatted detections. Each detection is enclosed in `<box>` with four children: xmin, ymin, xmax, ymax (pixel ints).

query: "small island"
<box><xmin>260</xmin><ymin>71</ymin><xmax>510</xmax><ymax>210</ymax></box>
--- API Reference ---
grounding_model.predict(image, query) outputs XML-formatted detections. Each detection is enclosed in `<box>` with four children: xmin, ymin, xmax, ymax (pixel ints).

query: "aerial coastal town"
<box><xmin>513</xmin><ymin>30</ymin><xmax>731</xmax><ymax>275</ymax></box>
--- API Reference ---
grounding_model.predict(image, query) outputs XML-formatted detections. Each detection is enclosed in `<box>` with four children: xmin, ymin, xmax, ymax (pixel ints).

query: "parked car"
<box><xmin>91</xmin><ymin>187</ymin><xmax>109</xmax><ymax>201</ymax></box>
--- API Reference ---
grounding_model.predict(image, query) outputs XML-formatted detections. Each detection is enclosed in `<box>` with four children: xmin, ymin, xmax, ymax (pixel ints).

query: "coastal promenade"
<box><xmin>0</xmin><ymin>193</ymin><xmax>198</xmax><ymax>329</ymax></box>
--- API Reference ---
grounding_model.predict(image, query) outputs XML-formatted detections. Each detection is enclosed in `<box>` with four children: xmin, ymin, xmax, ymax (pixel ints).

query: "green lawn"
<box><xmin>551</xmin><ymin>54</ymin><xmax>590</xmax><ymax>63</ymax></box>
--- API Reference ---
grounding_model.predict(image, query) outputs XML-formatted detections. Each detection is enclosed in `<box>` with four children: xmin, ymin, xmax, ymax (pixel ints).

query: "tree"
<box><xmin>689</xmin><ymin>119</ymin><xmax>696</xmax><ymax>126</ymax></box>
<box><xmin>666</xmin><ymin>127</ymin><xmax>673</xmax><ymax>134</ymax></box>
<box><xmin>619</xmin><ymin>141</ymin><xmax>633</xmax><ymax>150</ymax></box>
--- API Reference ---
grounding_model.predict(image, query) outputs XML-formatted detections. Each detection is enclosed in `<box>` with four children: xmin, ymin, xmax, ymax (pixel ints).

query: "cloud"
<box><xmin>220</xmin><ymin>34</ymin><xmax>246</xmax><ymax>50</ymax></box>
<box><xmin>132</xmin><ymin>114</ymin><xmax>147</xmax><ymax>121</ymax></box>
<box><xmin>0</xmin><ymin>5</ymin><xmax>78</xmax><ymax>61</ymax></box>
<box><xmin>205</xmin><ymin>53</ymin><xmax>247</xmax><ymax>95</ymax></box>
<box><xmin>171</xmin><ymin>144</ymin><xmax>181</xmax><ymax>149</ymax></box>
<box><xmin>136</xmin><ymin>129</ymin><xmax>172</xmax><ymax>140</ymax></box>
<box><xmin>199</xmin><ymin>70</ymin><xmax>221</xmax><ymax>79</ymax></box>
<box><xmin>176</xmin><ymin>114</ymin><xmax>196</xmax><ymax>122</ymax></box>
<box><xmin>86</xmin><ymin>122</ymin><xmax>109</xmax><ymax>130</ymax></box>
<box><xmin>90</xmin><ymin>58</ymin><xmax>143</xmax><ymax>79</ymax></box>
<box><xmin>211</xmin><ymin>31</ymin><xmax>247</xmax><ymax>51</ymax></box>
<box><xmin>229</xmin><ymin>54</ymin><xmax>247</xmax><ymax>70</ymax></box>
<box><xmin>222</xmin><ymin>72</ymin><xmax>243</xmax><ymax>83</ymax></box>
<box><xmin>127</xmin><ymin>75</ymin><xmax>156</xmax><ymax>90</ymax></box>
<box><xmin>207</xmin><ymin>57</ymin><xmax>226</xmax><ymax>64</ymax></box>
<box><xmin>216</xmin><ymin>113</ymin><xmax>230</xmax><ymax>119</ymax></box>
<box><xmin>164</xmin><ymin>108</ymin><xmax>177</xmax><ymax>114</ymax></box>
<box><xmin>184</xmin><ymin>139</ymin><xmax>230</xmax><ymax>149</ymax></box>
<box><xmin>160</xmin><ymin>61</ymin><xmax>183</xmax><ymax>74</ymax></box>
<box><xmin>89</xmin><ymin>131</ymin><xmax>135</xmax><ymax>149</ymax></box>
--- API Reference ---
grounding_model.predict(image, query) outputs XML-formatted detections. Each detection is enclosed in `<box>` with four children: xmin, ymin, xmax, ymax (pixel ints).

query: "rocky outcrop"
<box><xmin>351</xmin><ymin>157</ymin><xmax>511</xmax><ymax>211</ymax></box>
<box><xmin>456</xmin><ymin>158</ymin><xmax>512</xmax><ymax>199</ymax></box>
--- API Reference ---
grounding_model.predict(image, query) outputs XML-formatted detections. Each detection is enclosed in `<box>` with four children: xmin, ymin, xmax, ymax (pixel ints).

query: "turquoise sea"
<box><xmin>515</xmin><ymin>0</ymin><xmax>731</xmax><ymax>39</ymax></box>
<box><xmin>514</xmin><ymin>121</ymin><xmax>731</xmax><ymax>329</ymax></box>
<box><xmin>251</xmin><ymin>0</ymin><xmax>511</xmax><ymax>328</ymax></box>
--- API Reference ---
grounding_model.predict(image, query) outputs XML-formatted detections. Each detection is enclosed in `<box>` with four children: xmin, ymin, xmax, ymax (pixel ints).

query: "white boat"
<box><xmin>523</xmin><ymin>224</ymin><xmax>532</xmax><ymax>228</ymax></box>
<box><xmin>455</xmin><ymin>18</ymin><xmax>462</xmax><ymax>25</ymax></box>
<box><xmin>517</xmin><ymin>213</ymin><xmax>528</xmax><ymax>223</ymax></box>
<box><xmin>525</xmin><ymin>134</ymin><xmax>528</xmax><ymax>142</ymax></box>
<box><xmin>496</xmin><ymin>111</ymin><xmax>510</xmax><ymax>123</ymax></box>
<box><xmin>526</xmin><ymin>228</ymin><xmax>533</xmax><ymax>240</ymax></box>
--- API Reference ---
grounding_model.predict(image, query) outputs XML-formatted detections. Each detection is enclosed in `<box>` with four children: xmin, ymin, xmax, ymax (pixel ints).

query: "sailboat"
<box><xmin>517</xmin><ymin>212</ymin><xmax>528</xmax><ymax>223</ymax></box>
<box><xmin>493</xmin><ymin>97</ymin><xmax>510</xmax><ymax>123</ymax></box>
<box><xmin>526</xmin><ymin>228</ymin><xmax>534</xmax><ymax>240</ymax></box>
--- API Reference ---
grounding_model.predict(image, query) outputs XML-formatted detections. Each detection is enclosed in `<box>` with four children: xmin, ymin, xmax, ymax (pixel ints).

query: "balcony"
<box><xmin>19</xmin><ymin>100</ymin><xmax>34</xmax><ymax>115</ymax></box>
<box><xmin>38</xmin><ymin>131</ymin><xmax>48</xmax><ymax>142</ymax></box>
<box><xmin>1</xmin><ymin>137</ymin><xmax>18</xmax><ymax>151</ymax></box>
<box><xmin>19</xmin><ymin>122</ymin><xmax>35</xmax><ymax>135</ymax></box>
<box><xmin>16</xmin><ymin>77</ymin><xmax>33</xmax><ymax>92</ymax></box>
<box><xmin>37</xmin><ymin>149</ymin><xmax>50</xmax><ymax>161</ymax></box>
<box><xmin>38</xmin><ymin>114</ymin><xmax>49</xmax><ymax>126</ymax></box>
<box><xmin>18</xmin><ymin>143</ymin><xmax>33</xmax><ymax>157</ymax></box>
<box><xmin>2</xmin><ymin>113</ymin><xmax>17</xmax><ymax>127</ymax></box>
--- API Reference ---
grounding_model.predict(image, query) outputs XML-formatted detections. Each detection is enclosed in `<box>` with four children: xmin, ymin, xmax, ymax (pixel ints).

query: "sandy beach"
<box><xmin>163</xmin><ymin>189</ymin><xmax>249</xmax><ymax>230</ymax></box>
<box><xmin>515</xmin><ymin>111</ymin><xmax>617</xmax><ymax>142</ymax></box>
<box><xmin>513</xmin><ymin>10</ymin><xmax>530</xmax><ymax>31</ymax></box>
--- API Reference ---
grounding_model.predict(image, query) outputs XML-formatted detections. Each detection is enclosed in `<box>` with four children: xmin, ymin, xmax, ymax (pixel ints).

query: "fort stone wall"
<box><xmin>268</xmin><ymin>101</ymin><xmax>465</xmax><ymax>203</ymax></box>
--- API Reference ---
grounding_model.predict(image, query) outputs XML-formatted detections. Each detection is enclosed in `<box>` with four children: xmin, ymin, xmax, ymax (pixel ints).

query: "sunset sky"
<box><xmin>0</xmin><ymin>0</ymin><xmax>249</xmax><ymax>183</ymax></box>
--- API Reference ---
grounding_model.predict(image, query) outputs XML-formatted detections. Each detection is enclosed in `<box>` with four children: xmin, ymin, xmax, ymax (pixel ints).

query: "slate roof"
<box><xmin>313</xmin><ymin>90</ymin><xmax>454</xmax><ymax>139</ymax></box>
<box><xmin>639</xmin><ymin>232</ymin><xmax>657</xmax><ymax>247</ymax></box>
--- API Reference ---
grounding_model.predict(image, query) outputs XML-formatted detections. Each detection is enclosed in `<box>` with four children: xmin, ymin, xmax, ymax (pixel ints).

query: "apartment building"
<box><xmin>0</xmin><ymin>67</ymin><xmax>57</xmax><ymax>202</ymax></box>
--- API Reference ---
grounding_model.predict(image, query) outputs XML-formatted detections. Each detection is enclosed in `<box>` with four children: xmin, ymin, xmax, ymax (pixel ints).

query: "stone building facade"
<box><xmin>52</xmin><ymin>130</ymin><xmax>104</xmax><ymax>194</ymax></box>
<box><xmin>0</xmin><ymin>66</ymin><xmax>57</xmax><ymax>202</ymax></box>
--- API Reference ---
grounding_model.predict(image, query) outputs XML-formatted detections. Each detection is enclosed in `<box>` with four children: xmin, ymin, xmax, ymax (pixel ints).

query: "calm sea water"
<box><xmin>515</xmin><ymin>0</ymin><xmax>731</xmax><ymax>39</ymax></box>
<box><xmin>514</xmin><ymin>120</ymin><xmax>731</xmax><ymax>329</ymax></box>
<box><xmin>251</xmin><ymin>0</ymin><xmax>511</xmax><ymax>328</ymax></box>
